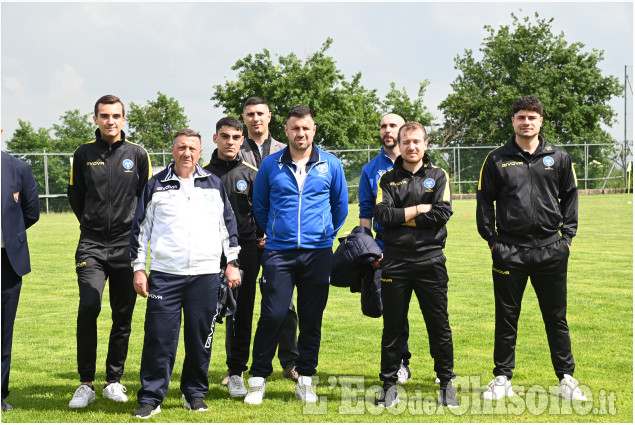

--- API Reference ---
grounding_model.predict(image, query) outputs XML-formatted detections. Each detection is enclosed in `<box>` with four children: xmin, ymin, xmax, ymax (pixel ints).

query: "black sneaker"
<box><xmin>184</xmin><ymin>396</ymin><xmax>208</xmax><ymax>411</ymax></box>
<box><xmin>439</xmin><ymin>381</ymin><xmax>459</xmax><ymax>407</ymax></box>
<box><xmin>375</xmin><ymin>384</ymin><xmax>399</xmax><ymax>407</ymax></box>
<box><xmin>133</xmin><ymin>403</ymin><xmax>161</xmax><ymax>419</ymax></box>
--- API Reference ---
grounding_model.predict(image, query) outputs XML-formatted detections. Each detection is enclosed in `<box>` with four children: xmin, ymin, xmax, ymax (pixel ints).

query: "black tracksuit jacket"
<box><xmin>67</xmin><ymin>130</ymin><xmax>151</xmax><ymax>246</ymax></box>
<box><xmin>476</xmin><ymin>136</ymin><xmax>578</xmax><ymax>248</ymax></box>
<box><xmin>203</xmin><ymin>150</ymin><xmax>262</xmax><ymax>244</ymax></box>
<box><xmin>374</xmin><ymin>155</ymin><xmax>453</xmax><ymax>262</ymax></box>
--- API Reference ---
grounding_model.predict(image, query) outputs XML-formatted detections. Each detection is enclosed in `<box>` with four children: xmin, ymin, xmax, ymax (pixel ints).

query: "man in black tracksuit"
<box><xmin>374</xmin><ymin>122</ymin><xmax>457</xmax><ymax>408</ymax></box>
<box><xmin>476</xmin><ymin>95</ymin><xmax>586</xmax><ymax>401</ymax></box>
<box><xmin>203</xmin><ymin>117</ymin><xmax>261</xmax><ymax>398</ymax></box>
<box><xmin>67</xmin><ymin>95</ymin><xmax>151</xmax><ymax>408</ymax></box>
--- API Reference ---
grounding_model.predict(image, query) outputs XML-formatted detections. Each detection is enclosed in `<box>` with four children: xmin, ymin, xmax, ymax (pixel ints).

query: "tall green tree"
<box><xmin>212</xmin><ymin>37</ymin><xmax>432</xmax><ymax>151</ymax></box>
<box><xmin>438</xmin><ymin>13</ymin><xmax>623</xmax><ymax>189</ymax></box>
<box><xmin>382</xmin><ymin>81</ymin><xmax>435</xmax><ymax>127</ymax></box>
<box><xmin>439</xmin><ymin>13</ymin><xmax>622</xmax><ymax>147</ymax></box>
<box><xmin>51</xmin><ymin>109</ymin><xmax>94</xmax><ymax>152</ymax></box>
<box><xmin>127</xmin><ymin>92</ymin><xmax>190</xmax><ymax>152</ymax></box>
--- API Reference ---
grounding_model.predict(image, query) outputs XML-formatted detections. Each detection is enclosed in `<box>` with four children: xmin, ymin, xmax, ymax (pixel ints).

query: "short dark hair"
<box><xmin>512</xmin><ymin>95</ymin><xmax>543</xmax><ymax>117</ymax></box>
<box><xmin>287</xmin><ymin>105</ymin><xmax>314</xmax><ymax>121</ymax></box>
<box><xmin>398</xmin><ymin>122</ymin><xmax>427</xmax><ymax>142</ymax></box>
<box><xmin>173</xmin><ymin>129</ymin><xmax>201</xmax><ymax>145</ymax></box>
<box><xmin>94</xmin><ymin>95</ymin><xmax>125</xmax><ymax>116</ymax></box>
<box><xmin>216</xmin><ymin>116</ymin><xmax>243</xmax><ymax>133</ymax></box>
<box><xmin>243</xmin><ymin>97</ymin><xmax>269</xmax><ymax>111</ymax></box>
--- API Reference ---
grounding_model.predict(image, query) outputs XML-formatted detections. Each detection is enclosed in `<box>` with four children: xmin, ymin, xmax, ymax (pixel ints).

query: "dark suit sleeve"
<box><xmin>21</xmin><ymin>162</ymin><xmax>40</xmax><ymax>229</ymax></box>
<box><xmin>67</xmin><ymin>149</ymin><xmax>86</xmax><ymax>221</ymax></box>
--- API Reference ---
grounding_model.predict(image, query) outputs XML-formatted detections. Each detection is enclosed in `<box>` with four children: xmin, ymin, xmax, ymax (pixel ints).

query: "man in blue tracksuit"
<box><xmin>358</xmin><ymin>113</ymin><xmax>415</xmax><ymax>384</ymax></box>
<box><xmin>244</xmin><ymin>105</ymin><xmax>348</xmax><ymax>405</ymax></box>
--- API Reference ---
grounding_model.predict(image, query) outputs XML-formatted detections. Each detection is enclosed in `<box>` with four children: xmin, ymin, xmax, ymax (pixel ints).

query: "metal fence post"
<box><xmin>43</xmin><ymin>150</ymin><xmax>50</xmax><ymax>215</ymax></box>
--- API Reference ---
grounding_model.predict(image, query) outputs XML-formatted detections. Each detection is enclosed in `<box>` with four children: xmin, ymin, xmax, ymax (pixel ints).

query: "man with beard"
<box><xmin>374</xmin><ymin>121</ymin><xmax>457</xmax><ymax>408</ymax></box>
<box><xmin>358</xmin><ymin>113</ymin><xmax>417</xmax><ymax>385</ymax></box>
<box><xmin>237</xmin><ymin>97</ymin><xmax>300</xmax><ymax>382</ymax></box>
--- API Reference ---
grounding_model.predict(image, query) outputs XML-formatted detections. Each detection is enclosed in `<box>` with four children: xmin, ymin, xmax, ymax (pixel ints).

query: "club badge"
<box><xmin>236</xmin><ymin>180</ymin><xmax>247</xmax><ymax>191</ymax></box>
<box><xmin>543</xmin><ymin>156</ymin><xmax>554</xmax><ymax>167</ymax></box>
<box><xmin>122</xmin><ymin>159</ymin><xmax>134</xmax><ymax>170</ymax></box>
<box><xmin>424</xmin><ymin>178</ymin><xmax>435</xmax><ymax>189</ymax></box>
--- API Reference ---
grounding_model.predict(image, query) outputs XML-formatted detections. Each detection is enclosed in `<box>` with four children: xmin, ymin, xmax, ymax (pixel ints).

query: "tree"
<box><xmin>211</xmin><ymin>38</ymin><xmax>433</xmax><ymax>201</ymax></box>
<box><xmin>127</xmin><ymin>92</ymin><xmax>190</xmax><ymax>152</ymax></box>
<box><xmin>439</xmin><ymin>13</ymin><xmax>622</xmax><ymax>147</ymax></box>
<box><xmin>438</xmin><ymin>13</ymin><xmax>623</xmax><ymax>189</ymax></box>
<box><xmin>212</xmin><ymin>38</ymin><xmax>432</xmax><ymax>151</ymax></box>
<box><xmin>5</xmin><ymin>120</ymin><xmax>55</xmax><ymax>196</ymax></box>
<box><xmin>52</xmin><ymin>109</ymin><xmax>94</xmax><ymax>152</ymax></box>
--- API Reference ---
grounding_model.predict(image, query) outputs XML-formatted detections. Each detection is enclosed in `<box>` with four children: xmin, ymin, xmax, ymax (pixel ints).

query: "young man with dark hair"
<box><xmin>374</xmin><ymin>122</ymin><xmax>458</xmax><ymax>408</ymax></box>
<box><xmin>67</xmin><ymin>95</ymin><xmax>151</xmax><ymax>409</ymax></box>
<box><xmin>245</xmin><ymin>105</ymin><xmax>348</xmax><ymax>405</ymax></box>
<box><xmin>476</xmin><ymin>95</ymin><xmax>585</xmax><ymax>401</ymax></box>
<box><xmin>203</xmin><ymin>117</ymin><xmax>261</xmax><ymax>398</ymax></box>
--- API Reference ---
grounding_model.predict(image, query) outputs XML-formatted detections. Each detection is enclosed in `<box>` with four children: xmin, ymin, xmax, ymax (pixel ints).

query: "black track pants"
<box><xmin>491</xmin><ymin>239</ymin><xmax>575</xmax><ymax>380</ymax></box>
<box><xmin>379</xmin><ymin>255</ymin><xmax>455</xmax><ymax>385</ymax></box>
<box><xmin>75</xmin><ymin>241</ymin><xmax>136</xmax><ymax>383</ymax></box>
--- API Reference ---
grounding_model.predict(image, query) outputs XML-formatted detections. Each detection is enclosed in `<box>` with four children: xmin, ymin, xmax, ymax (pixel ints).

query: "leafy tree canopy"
<box><xmin>439</xmin><ymin>13</ymin><xmax>623</xmax><ymax>147</ymax></box>
<box><xmin>211</xmin><ymin>38</ymin><xmax>433</xmax><ymax>150</ymax></box>
<box><xmin>127</xmin><ymin>92</ymin><xmax>190</xmax><ymax>152</ymax></box>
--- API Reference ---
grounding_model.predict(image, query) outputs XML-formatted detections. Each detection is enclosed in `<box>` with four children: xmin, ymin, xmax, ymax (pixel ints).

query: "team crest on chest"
<box><xmin>316</xmin><ymin>163</ymin><xmax>328</xmax><ymax>174</ymax></box>
<box><xmin>122</xmin><ymin>159</ymin><xmax>134</xmax><ymax>171</ymax></box>
<box><xmin>543</xmin><ymin>156</ymin><xmax>555</xmax><ymax>167</ymax></box>
<box><xmin>424</xmin><ymin>178</ymin><xmax>435</xmax><ymax>189</ymax></box>
<box><xmin>236</xmin><ymin>180</ymin><xmax>247</xmax><ymax>191</ymax></box>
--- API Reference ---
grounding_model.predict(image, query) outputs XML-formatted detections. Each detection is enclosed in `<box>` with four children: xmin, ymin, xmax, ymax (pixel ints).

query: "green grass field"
<box><xmin>2</xmin><ymin>194</ymin><xmax>632</xmax><ymax>423</ymax></box>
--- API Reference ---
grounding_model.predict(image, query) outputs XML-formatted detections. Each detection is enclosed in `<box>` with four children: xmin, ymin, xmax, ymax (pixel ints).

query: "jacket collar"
<box><xmin>278</xmin><ymin>143</ymin><xmax>321</xmax><ymax>165</ymax></box>
<box><xmin>503</xmin><ymin>135</ymin><xmax>551</xmax><ymax>156</ymax></box>
<box><xmin>161</xmin><ymin>162</ymin><xmax>211</xmax><ymax>182</ymax></box>
<box><xmin>95</xmin><ymin>129</ymin><xmax>126</xmax><ymax>149</ymax></box>
<box><xmin>393</xmin><ymin>154</ymin><xmax>431</xmax><ymax>175</ymax></box>
<box><xmin>209</xmin><ymin>149</ymin><xmax>242</xmax><ymax>168</ymax></box>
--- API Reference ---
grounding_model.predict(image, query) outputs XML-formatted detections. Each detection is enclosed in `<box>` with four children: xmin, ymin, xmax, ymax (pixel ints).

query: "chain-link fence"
<box><xmin>9</xmin><ymin>141</ymin><xmax>631</xmax><ymax>214</ymax></box>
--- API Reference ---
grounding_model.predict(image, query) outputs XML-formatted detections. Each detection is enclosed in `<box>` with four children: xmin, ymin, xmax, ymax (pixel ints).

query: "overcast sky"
<box><xmin>1</xmin><ymin>1</ymin><xmax>633</xmax><ymax>155</ymax></box>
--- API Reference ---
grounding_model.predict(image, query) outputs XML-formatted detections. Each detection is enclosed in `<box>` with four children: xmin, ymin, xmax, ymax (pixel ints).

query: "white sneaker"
<box><xmin>103</xmin><ymin>382</ymin><xmax>128</xmax><ymax>402</ymax></box>
<box><xmin>228</xmin><ymin>375</ymin><xmax>247</xmax><ymax>398</ymax></box>
<box><xmin>69</xmin><ymin>384</ymin><xmax>96</xmax><ymax>408</ymax></box>
<box><xmin>244</xmin><ymin>377</ymin><xmax>266</xmax><ymax>405</ymax></box>
<box><xmin>396</xmin><ymin>362</ymin><xmax>411</xmax><ymax>384</ymax></box>
<box><xmin>482</xmin><ymin>375</ymin><xmax>514</xmax><ymax>400</ymax></box>
<box><xmin>557</xmin><ymin>374</ymin><xmax>587</xmax><ymax>401</ymax></box>
<box><xmin>295</xmin><ymin>376</ymin><xmax>318</xmax><ymax>402</ymax></box>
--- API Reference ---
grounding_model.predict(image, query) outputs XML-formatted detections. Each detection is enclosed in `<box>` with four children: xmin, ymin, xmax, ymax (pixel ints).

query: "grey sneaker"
<box><xmin>295</xmin><ymin>376</ymin><xmax>318</xmax><ymax>402</ymax></box>
<box><xmin>227</xmin><ymin>375</ymin><xmax>247</xmax><ymax>398</ymax></box>
<box><xmin>133</xmin><ymin>403</ymin><xmax>161</xmax><ymax>419</ymax></box>
<box><xmin>375</xmin><ymin>384</ymin><xmax>399</xmax><ymax>407</ymax></box>
<box><xmin>282</xmin><ymin>363</ymin><xmax>299</xmax><ymax>382</ymax></box>
<box><xmin>103</xmin><ymin>382</ymin><xmax>128</xmax><ymax>402</ymax></box>
<box><xmin>69</xmin><ymin>384</ymin><xmax>95</xmax><ymax>408</ymax></box>
<box><xmin>439</xmin><ymin>381</ymin><xmax>459</xmax><ymax>407</ymax></box>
